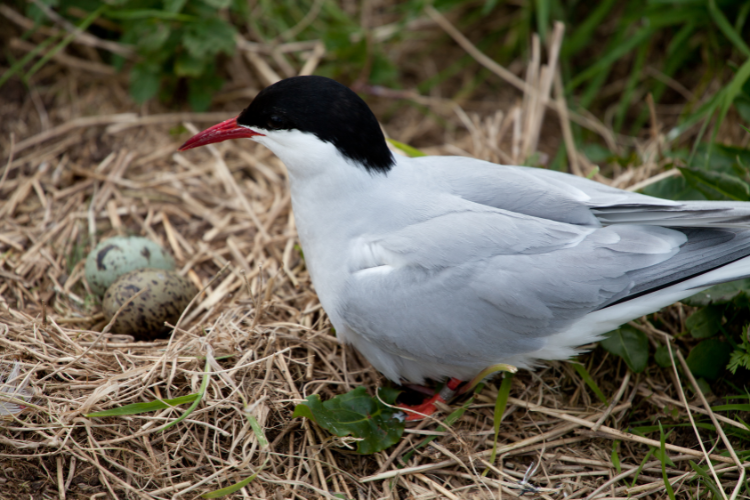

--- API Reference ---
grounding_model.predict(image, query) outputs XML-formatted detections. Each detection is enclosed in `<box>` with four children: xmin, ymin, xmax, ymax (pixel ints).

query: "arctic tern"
<box><xmin>180</xmin><ymin>75</ymin><xmax>750</xmax><ymax>388</ymax></box>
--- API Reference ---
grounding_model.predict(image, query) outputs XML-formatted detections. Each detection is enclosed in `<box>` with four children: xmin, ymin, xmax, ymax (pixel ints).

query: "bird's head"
<box><xmin>179</xmin><ymin>76</ymin><xmax>395</xmax><ymax>174</ymax></box>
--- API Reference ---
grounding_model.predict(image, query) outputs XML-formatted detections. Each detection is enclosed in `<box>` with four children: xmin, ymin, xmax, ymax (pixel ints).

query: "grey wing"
<box><xmin>339</xmin><ymin>209</ymin><xmax>689</xmax><ymax>370</ymax></box>
<box><xmin>417</xmin><ymin>156</ymin><xmax>750</xmax><ymax>228</ymax></box>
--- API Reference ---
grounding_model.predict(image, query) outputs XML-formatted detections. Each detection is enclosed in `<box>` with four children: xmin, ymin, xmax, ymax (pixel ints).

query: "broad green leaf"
<box><xmin>182</xmin><ymin>18</ymin><xmax>237</xmax><ymax>59</ymax></box>
<box><xmin>678</xmin><ymin>167</ymin><xmax>750</xmax><ymax>201</ymax></box>
<box><xmin>86</xmin><ymin>394</ymin><xmax>199</xmax><ymax>417</ymax></box>
<box><xmin>136</xmin><ymin>23</ymin><xmax>171</xmax><ymax>54</ymax></box>
<box><xmin>292</xmin><ymin>387</ymin><xmax>404</xmax><ymax>454</ymax></box>
<box><xmin>130</xmin><ymin>62</ymin><xmax>162</xmax><ymax>103</ymax></box>
<box><xmin>691</xmin><ymin>143</ymin><xmax>750</xmax><ymax>171</ymax></box>
<box><xmin>601</xmin><ymin>325</ymin><xmax>649</xmax><ymax>373</ymax></box>
<box><xmin>654</xmin><ymin>345</ymin><xmax>675</xmax><ymax>368</ymax></box>
<box><xmin>641</xmin><ymin>174</ymin><xmax>706</xmax><ymax>201</ymax></box>
<box><xmin>188</xmin><ymin>73</ymin><xmax>224</xmax><ymax>112</ymax></box>
<box><xmin>686</xmin><ymin>339</ymin><xmax>732</xmax><ymax>380</ymax></box>
<box><xmin>682</xmin><ymin>279</ymin><xmax>750</xmax><ymax>306</ymax></box>
<box><xmin>175</xmin><ymin>53</ymin><xmax>206</xmax><ymax>77</ymax></box>
<box><xmin>685</xmin><ymin>305</ymin><xmax>724</xmax><ymax>339</ymax></box>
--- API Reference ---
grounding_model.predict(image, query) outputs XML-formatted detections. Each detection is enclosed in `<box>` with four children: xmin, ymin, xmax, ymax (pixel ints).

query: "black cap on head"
<box><xmin>237</xmin><ymin>76</ymin><xmax>395</xmax><ymax>174</ymax></box>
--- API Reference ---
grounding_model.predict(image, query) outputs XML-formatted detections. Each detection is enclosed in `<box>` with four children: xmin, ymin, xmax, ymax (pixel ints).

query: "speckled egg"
<box><xmin>85</xmin><ymin>236</ymin><xmax>175</xmax><ymax>296</ymax></box>
<box><xmin>102</xmin><ymin>268</ymin><xmax>197</xmax><ymax>340</ymax></box>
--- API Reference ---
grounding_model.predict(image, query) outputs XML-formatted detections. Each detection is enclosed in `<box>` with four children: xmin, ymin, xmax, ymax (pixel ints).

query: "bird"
<box><xmin>180</xmin><ymin>75</ymin><xmax>750</xmax><ymax>413</ymax></box>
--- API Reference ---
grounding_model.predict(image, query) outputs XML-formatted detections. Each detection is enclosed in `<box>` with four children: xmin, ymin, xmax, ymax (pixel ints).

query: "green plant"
<box><xmin>24</xmin><ymin>0</ymin><xmax>240</xmax><ymax>110</ymax></box>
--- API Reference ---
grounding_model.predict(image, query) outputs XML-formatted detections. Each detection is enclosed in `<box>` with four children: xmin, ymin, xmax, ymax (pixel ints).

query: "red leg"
<box><xmin>397</xmin><ymin>378</ymin><xmax>464</xmax><ymax>421</ymax></box>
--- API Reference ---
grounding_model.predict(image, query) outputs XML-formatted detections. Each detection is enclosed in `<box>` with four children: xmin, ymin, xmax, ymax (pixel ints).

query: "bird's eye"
<box><xmin>267</xmin><ymin>114</ymin><xmax>286</xmax><ymax>130</ymax></box>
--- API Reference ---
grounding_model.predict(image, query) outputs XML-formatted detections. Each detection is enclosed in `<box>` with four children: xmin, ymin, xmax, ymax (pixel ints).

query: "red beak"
<box><xmin>178</xmin><ymin>117</ymin><xmax>263</xmax><ymax>151</ymax></box>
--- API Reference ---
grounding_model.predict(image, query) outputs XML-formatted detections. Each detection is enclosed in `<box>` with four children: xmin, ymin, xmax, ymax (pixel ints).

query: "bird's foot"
<box><xmin>397</xmin><ymin>378</ymin><xmax>463</xmax><ymax>421</ymax></box>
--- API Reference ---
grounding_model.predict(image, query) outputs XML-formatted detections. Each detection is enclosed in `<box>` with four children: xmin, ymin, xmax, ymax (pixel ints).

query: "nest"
<box><xmin>1</xmin><ymin>9</ymin><xmax>748</xmax><ymax>500</ymax></box>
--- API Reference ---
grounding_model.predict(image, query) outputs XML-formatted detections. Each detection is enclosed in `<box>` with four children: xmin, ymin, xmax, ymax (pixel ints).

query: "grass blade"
<box><xmin>711</xmin><ymin>56</ymin><xmax>750</xmax><ymax>145</ymax></box>
<box><xmin>201</xmin><ymin>470</ymin><xmax>259</xmax><ymax>498</ymax></box>
<box><xmin>85</xmin><ymin>394</ymin><xmax>200</xmax><ymax>417</ymax></box>
<box><xmin>688</xmin><ymin>461</ymin><xmax>725</xmax><ymax>499</ymax></box>
<box><xmin>25</xmin><ymin>6</ymin><xmax>106</xmax><ymax>83</ymax></box>
<box><xmin>571</xmin><ymin>362</ymin><xmax>608</xmax><ymax>404</ymax></box>
<box><xmin>387</xmin><ymin>138</ymin><xmax>426</xmax><ymax>157</ymax></box>
<box><xmin>562</xmin><ymin>0</ymin><xmax>618</xmax><ymax>57</ymax></box>
<box><xmin>489</xmin><ymin>373</ymin><xmax>513</xmax><ymax>465</ymax></box>
<box><xmin>246</xmin><ymin>413</ymin><xmax>269</xmax><ymax>448</ymax></box>
<box><xmin>658</xmin><ymin>422</ymin><xmax>677</xmax><ymax>500</ymax></box>
<box><xmin>157</xmin><ymin>357</ymin><xmax>211</xmax><ymax>433</ymax></box>
<box><xmin>611</xmin><ymin>440</ymin><xmax>622</xmax><ymax>474</ymax></box>
<box><xmin>630</xmin><ymin>447</ymin><xmax>654</xmax><ymax>488</ymax></box>
<box><xmin>708</xmin><ymin>0</ymin><xmax>750</xmax><ymax>58</ymax></box>
<box><xmin>0</xmin><ymin>35</ymin><xmax>59</xmax><ymax>90</ymax></box>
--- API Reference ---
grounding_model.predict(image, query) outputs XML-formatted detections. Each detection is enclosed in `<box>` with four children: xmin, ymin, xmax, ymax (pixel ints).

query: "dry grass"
<box><xmin>2</xmin><ymin>6</ymin><xmax>750</xmax><ymax>500</ymax></box>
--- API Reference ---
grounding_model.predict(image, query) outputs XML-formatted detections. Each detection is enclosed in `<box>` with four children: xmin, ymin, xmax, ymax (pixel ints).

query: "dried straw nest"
<box><xmin>2</xmin><ymin>15</ymin><xmax>749</xmax><ymax>500</ymax></box>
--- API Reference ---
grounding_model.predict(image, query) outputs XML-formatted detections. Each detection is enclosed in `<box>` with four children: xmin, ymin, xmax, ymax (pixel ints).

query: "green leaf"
<box><xmin>727</xmin><ymin>331</ymin><xmax>750</xmax><ymax>374</ymax></box>
<box><xmin>601</xmin><ymin>325</ymin><xmax>649</xmax><ymax>373</ymax></box>
<box><xmin>136</xmin><ymin>23</ymin><xmax>171</xmax><ymax>53</ymax></box>
<box><xmin>182</xmin><ymin>18</ymin><xmax>236</xmax><ymax>59</ymax></box>
<box><xmin>678</xmin><ymin>167</ymin><xmax>750</xmax><ymax>201</ymax></box>
<box><xmin>686</xmin><ymin>339</ymin><xmax>732</xmax><ymax>380</ymax></box>
<box><xmin>640</xmin><ymin>173</ymin><xmax>706</xmax><ymax>201</ymax></box>
<box><xmin>86</xmin><ymin>394</ymin><xmax>199</xmax><ymax>417</ymax></box>
<box><xmin>685</xmin><ymin>305</ymin><xmax>724</xmax><ymax>339</ymax></box>
<box><xmin>682</xmin><ymin>279</ymin><xmax>750</xmax><ymax>306</ymax></box>
<box><xmin>175</xmin><ymin>53</ymin><xmax>206</xmax><ymax>77</ymax></box>
<box><xmin>654</xmin><ymin>345</ymin><xmax>675</xmax><ymax>368</ymax></box>
<box><xmin>130</xmin><ymin>62</ymin><xmax>162</xmax><ymax>103</ymax></box>
<box><xmin>292</xmin><ymin>386</ymin><xmax>404</xmax><ymax>455</ymax></box>
<box><xmin>188</xmin><ymin>72</ymin><xmax>224</xmax><ymax>111</ymax></box>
